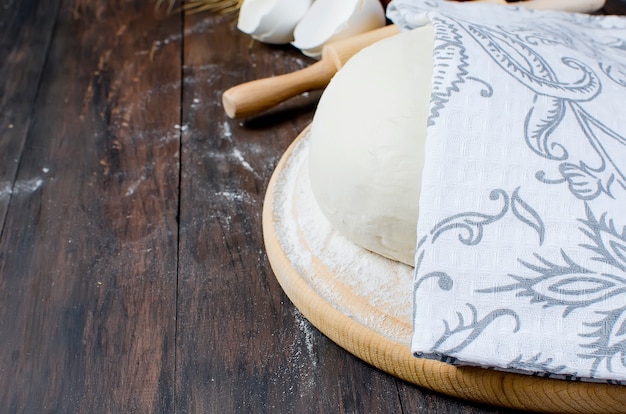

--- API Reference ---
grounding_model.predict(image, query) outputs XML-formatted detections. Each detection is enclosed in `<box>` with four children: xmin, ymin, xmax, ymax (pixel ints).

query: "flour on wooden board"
<box><xmin>270</xmin><ymin>132</ymin><xmax>414</xmax><ymax>345</ymax></box>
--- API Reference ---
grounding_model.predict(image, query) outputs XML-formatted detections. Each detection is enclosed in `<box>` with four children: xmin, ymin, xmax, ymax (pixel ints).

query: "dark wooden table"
<box><xmin>1</xmin><ymin>1</ymin><xmax>625</xmax><ymax>412</ymax></box>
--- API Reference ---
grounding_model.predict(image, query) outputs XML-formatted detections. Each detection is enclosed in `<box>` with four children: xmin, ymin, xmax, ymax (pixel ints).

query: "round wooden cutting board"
<box><xmin>262</xmin><ymin>126</ymin><xmax>626</xmax><ymax>413</ymax></box>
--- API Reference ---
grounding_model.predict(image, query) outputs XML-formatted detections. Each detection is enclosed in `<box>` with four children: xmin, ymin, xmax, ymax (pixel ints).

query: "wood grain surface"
<box><xmin>0</xmin><ymin>0</ymin><xmax>624</xmax><ymax>413</ymax></box>
<box><xmin>0</xmin><ymin>0</ymin><xmax>61</xmax><ymax>234</ymax></box>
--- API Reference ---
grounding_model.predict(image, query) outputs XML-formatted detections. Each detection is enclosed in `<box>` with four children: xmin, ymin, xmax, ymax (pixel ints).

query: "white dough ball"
<box><xmin>308</xmin><ymin>25</ymin><xmax>434</xmax><ymax>266</ymax></box>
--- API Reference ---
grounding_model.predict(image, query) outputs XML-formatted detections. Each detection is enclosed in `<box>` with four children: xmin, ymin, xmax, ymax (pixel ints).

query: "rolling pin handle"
<box><xmin>222</xmin><ymin>58</ymin><xmax>337</xmax><ymax>119</ymax></box>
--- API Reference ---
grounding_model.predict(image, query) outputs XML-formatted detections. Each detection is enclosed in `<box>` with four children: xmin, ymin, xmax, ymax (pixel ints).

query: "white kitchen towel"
<box><xmin>387</xmin><ymin>0</ymin><xmax>626</xmax><ymax>382</ymax></box>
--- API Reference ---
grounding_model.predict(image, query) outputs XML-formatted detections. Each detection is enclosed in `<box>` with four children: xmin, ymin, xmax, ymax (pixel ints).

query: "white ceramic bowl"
<box><xmin>292</xmin><ymin>0</ymin><xmax>386</xmax><ymax>58</ymax></box>
<box><xmin>237</xmin><ymin>0</ymin><xmax>313</xmax><ymax>44</ymax></box>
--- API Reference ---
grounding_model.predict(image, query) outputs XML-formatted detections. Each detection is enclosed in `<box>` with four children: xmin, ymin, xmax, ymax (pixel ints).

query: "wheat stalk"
<box><xmin>183</xmin><ymin>0</ymin><xmax>244</xmax><ymax>14</ymax></box>
<box><xmin>158</xmin><ymin>0</ymin><xmax>244</xmax><ymax>14</ymax></box>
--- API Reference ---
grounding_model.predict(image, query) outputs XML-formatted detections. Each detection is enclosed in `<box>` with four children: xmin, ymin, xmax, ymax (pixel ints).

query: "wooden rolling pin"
<box><xmin>222</xmin><ymin>24</ymin><xmax>400</xmax><ymax>119</ymax></box>
<box><xmin>222</xmin><ymin>0</ymin><xmax>604</xmax><ymax>119</ymax></box>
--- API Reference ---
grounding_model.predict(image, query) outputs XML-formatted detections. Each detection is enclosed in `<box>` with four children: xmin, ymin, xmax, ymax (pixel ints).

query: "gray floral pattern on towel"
<box><xmin>388</xmin><ymin>0</ymin><xmax>626</xmax><ymax>382</ymax></box>
<box><xmin>416</xmin><ymin>193</ymin><xmax>626</xmax><ymax>382</ymax></box>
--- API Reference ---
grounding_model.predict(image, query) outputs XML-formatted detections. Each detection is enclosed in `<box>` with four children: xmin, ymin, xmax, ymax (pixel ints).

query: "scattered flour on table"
<box><xmin>185</xmin><ymin>16</ymin><xmax>219</xmax><ymax>37</ymax></box>
<box><xmin>13</xmin><ymin>178</ymin><xmax>44</xmax><ymax>194</ymax></box>
<box><xmin>0</xmin><ymin>182</ymin><xmax>11</xmax><ymax>199</ymax></box>
<box><xmin>293</xmin><ymin>307</ymin><xmax>316</xmax><ymax>365</ymax></box>
<box><xmin>148</xmin><ymin>18</ymin><xmax>217</xmax><ymax>58</ymax></box>
<box><xmin>125</xmin><ymin>176</ymin><xmax>146</xmax><ymax>196</ymax></box>
<box><xmin>231</xmin><ymin>148</ymin><xmax>260</xmax><ymax>178</ymax></box>
<box><xmin>219</xmin><ymin>121</ymin><xmax>232</xmax><ymax>139</ymax></box>
<box><xmin>215</xmin><ymin>191</ymin><xmax>245</xmax><ymax>202</ymax></box>
<box><xmin>211</xmin><ymin>121</ymin><xmax>277</xmax><ymax>179</ymax></box>
<box><xmin>284</xmin><ymin>307</ymin><xmax>318</xmax><ymax>394</ymax></box>
<box><xmin>191</xmin><ymin>98</ymin><xmax>201</xmax><ymax>111</ymax></box>
<box><xmin>0</xmin><ymin>178</ymin><xmax>45</xmax><ymax>200</ymax></box>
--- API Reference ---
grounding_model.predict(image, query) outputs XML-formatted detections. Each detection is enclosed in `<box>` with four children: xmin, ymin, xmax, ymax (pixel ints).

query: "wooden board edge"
<box><xmin>262</xmin><ymin>128</ymin><xmax>626</xmax><ymax>414</ymax></box>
